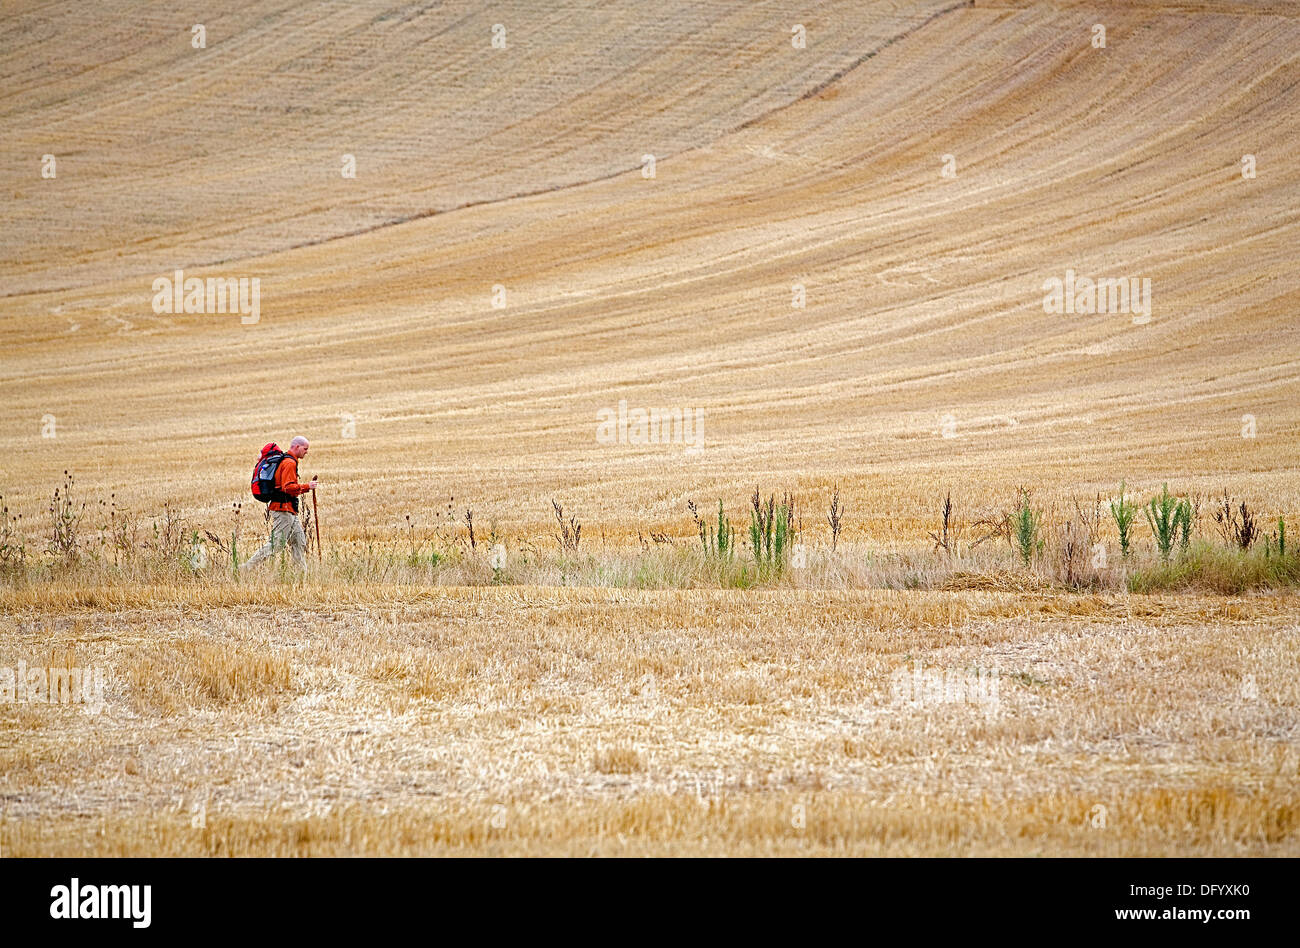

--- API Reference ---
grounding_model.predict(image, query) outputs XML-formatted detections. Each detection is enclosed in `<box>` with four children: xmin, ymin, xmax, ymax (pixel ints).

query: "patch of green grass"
<box><xmin>722</xmin><ymin>564</ymin><xmax>759</xmax><ymax>589</ymax></box>
<box><xmin>1128</xmin><ymin>541</ymin><xmax>1300</xmax><ymax>594</ymax></box>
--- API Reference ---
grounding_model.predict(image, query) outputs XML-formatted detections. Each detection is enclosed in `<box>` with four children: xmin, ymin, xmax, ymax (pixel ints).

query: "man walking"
<box><xmin>241</xmin><ymin>436</ymin><xmax>317</xmax><ymax>570</ymax></box>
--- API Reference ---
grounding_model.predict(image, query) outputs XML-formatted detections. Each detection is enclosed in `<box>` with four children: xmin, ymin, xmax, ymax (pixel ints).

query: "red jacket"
<box><xmin>269</xmin><ymin>456</ymin><xmax>313</xmax><ymax>513</ymax></box>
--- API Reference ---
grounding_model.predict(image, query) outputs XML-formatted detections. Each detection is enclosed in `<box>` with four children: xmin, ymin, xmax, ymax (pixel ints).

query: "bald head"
<box><xmin>288</xmin><ymin>436</ymin><xmax>310</xmax><ymax>459</ymax></box>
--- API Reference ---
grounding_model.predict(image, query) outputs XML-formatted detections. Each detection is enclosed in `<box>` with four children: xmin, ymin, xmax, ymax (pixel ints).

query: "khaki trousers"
<box><xmin>241</xmin><ymin>510</ymin><xmax>307</xmax><ymax>569</ymax></box>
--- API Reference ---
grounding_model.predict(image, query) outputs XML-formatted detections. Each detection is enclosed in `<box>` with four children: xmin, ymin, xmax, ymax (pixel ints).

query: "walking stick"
<box><xmin>311</xmin><ymin>485</ymin><xmax>322</xmax><ymax>562</ymax></box>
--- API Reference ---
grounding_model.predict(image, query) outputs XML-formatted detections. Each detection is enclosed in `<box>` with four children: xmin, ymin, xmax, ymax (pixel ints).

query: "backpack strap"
<box><xmin>270</xmin><ymin>452</ymin><xmax>297</xmax><ymax>506</ymax></box>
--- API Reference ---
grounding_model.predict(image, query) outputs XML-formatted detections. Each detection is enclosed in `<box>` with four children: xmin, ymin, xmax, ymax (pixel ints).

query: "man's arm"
<box><xmin>283</xmin><ymin>479</ymin><xmax>316</xmax><ymax>497</ymax></box>
<box><xmin>276</xmin><ymin>458</ymin><xmax>317</xmax><ymax>497</ymax></box>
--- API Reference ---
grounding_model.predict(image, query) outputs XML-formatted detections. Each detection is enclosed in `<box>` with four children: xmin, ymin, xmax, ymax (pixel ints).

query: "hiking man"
<box><xmin>241</xmin><ymin>436</ymin><xmax>317</xmax><ymax>570</ymax></box>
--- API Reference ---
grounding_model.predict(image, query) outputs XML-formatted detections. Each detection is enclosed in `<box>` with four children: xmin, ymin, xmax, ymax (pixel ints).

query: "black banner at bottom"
<box><xmin>0</xmin><ymin>857</ymin><xmax>1285</xmax><ymax>937</ymax></box>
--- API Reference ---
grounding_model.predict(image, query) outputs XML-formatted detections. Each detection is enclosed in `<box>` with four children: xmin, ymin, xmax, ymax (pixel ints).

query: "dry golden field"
<box><xmin>3</xmin><ymin>586</ymin><xmax>1298</xmax><ymax>856</ymax></box>
<box><xmin>2</xmin><ymin>0</ymin><xmax>1299</xmax><ymax>856</ymax></box>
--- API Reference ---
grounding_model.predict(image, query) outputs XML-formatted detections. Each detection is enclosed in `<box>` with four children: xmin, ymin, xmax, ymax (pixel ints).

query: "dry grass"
<box><xmin>8</xmin><ymin>787</ymin><xmax>1297</xmax><ymax>857</ymax></box>
<box><xmin>124</xmin><ymin>639</ymin><xmax>293</xmax><ymax>716</ymax></box>
<box><xmin>1</xmin><ymin>586</ymin><xmax>1296</xmax><ymax>856</ymax></box>
<box><xmin>593</xmin><ymin>746</ymin><xmax>645</xmax><ymax>775</ymax></box>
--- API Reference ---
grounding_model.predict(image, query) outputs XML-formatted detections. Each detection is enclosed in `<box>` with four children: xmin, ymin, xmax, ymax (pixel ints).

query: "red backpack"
<box><xmin>250</xmin><ymin>443</ymin><xmax>292</xmax><ymax>505</ymax></box>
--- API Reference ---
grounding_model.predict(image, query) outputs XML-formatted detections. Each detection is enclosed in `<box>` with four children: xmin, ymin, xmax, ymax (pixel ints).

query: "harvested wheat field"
<box><xmin>3</xmin><ymin>587</ymin><xmax>1298</xmax><ymax>856</ymax></box>
<box><xmin>1</xmin><ymin>0</ymin><xmax>1298</xmax><ymax>858</ymax></box>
